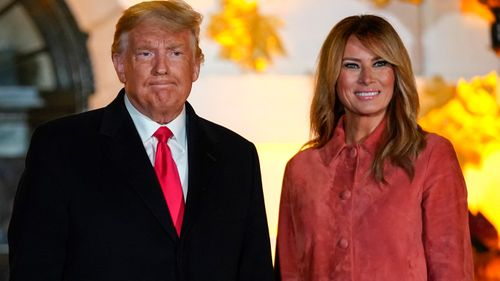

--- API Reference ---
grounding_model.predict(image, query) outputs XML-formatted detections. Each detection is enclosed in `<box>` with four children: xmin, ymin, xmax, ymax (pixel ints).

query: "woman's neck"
<box><xmin>343</xmin><ymin>114</ymin><xmax>385</xmax><ymax>145</ymax></box>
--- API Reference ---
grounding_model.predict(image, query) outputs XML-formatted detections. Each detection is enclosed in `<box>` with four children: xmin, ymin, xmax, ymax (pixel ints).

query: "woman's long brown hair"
<box><xmin>307</xmin><ymin>15</ymin><xmax>426</xmax><ymax>182</ymax></box>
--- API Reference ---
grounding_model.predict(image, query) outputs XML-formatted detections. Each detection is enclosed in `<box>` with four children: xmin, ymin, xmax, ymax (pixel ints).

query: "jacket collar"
<box><xmin>181</xmin><ymin>102</ymin><xmax>218</xmax><ymax>237</ymax></box>
<box><xmin>99</xmin><ymin>90</ymin><xmax>218</xmax><ymax>241</ymax></box>
<box><xmin>320</xmin><ymin>115</ymin><xmax>387</xmax><ymax>166</ymax></box>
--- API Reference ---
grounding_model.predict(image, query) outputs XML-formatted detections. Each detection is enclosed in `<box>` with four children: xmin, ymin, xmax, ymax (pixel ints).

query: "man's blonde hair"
<box><xmin>111</xmin><ymin>0</ymin><xmax>204</xmax><ymax>62</ymax></box>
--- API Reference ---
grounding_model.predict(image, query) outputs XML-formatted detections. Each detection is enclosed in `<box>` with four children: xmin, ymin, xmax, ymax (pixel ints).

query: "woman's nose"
<box><xmin>358</xmin><ymin>67</ymin><xmax>374</xmax><ymax>84</ymax></box>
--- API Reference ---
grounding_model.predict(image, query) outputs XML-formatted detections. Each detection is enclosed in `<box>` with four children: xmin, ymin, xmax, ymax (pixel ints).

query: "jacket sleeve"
<box><xmin>421</xmin><ymin>137</ymin><xmax>474</xmax><ymax>281</ymax></box>
<box><xmin>8</xmin><ymin>126</ymin><xmax>69</xmax><ymax>281</ymax></box>
<box><xmin>275</xmin><ymin>161</ymin><xmax>300</xmax><ymax>281</ymax></box>
<box><xmin>237</xmin><ymin>144</ymin><xmax>275</xmax><ymax>281</ymax></box>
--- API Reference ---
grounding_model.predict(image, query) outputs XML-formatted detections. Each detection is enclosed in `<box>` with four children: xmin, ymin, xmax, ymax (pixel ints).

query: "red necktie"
<box><xmin>153</xmin><ymin>127</ymin><xmax>185</xmax><ymax>236</ymax></box>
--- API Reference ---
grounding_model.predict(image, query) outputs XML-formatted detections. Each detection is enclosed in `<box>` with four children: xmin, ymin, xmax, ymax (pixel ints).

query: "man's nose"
<box><xmin>153</xmin><ymin>55</ymin><xmax>169</xmax><ymax>75</ymax></box>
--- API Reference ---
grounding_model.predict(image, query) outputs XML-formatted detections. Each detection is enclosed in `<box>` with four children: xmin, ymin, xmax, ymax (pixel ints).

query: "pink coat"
<box><xmin>276</xmin><ymin>118</ymin><xmax>474</xmax><ymax>281</ymax></box>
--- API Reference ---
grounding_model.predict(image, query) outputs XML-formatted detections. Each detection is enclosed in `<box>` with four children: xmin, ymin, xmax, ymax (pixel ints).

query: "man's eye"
<box><xmin>172</xmin><ymin>51</ymin><xmax>182</xmax><ymax>56</ymax></box>
<box><xmin>137</xmin><ymin>51</ymin><xmax>152</xmax><ymax>57</ymax></box>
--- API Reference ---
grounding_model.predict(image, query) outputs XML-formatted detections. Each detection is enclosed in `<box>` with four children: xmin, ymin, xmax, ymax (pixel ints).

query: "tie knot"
<box><xmin>154</xmin><ymin>126</ymin><xmax>173</xmax><ymax>143</ymax></box>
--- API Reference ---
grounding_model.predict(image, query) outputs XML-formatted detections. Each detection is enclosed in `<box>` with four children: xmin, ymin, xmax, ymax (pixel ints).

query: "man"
<box><xmin>8</xmin><ymin>1</ymin><xmax>274</xmax><ymax>280</ymax></box>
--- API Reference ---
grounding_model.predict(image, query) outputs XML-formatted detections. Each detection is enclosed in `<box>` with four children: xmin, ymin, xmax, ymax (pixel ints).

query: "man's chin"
<box><xmin>150</xmin><ymin>84</ymin><xmax>176</xmax><ymax>93</ymax></box>
<box><xmin>151</xmin><ymin>106</ymin><xmax>183</xmax><ymax>124</ymax></box>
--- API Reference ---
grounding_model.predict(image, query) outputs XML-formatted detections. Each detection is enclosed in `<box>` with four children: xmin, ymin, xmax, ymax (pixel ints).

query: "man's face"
<box><xmin>113</xmin><ymin>20</ymin><xmax>200</xmax><ymax>124</ymax></box>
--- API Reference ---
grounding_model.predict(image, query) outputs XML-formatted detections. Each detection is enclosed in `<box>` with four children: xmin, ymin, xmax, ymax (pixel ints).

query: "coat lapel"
<box><xmin>180</xmin><ymin>103</ymin><xmax>218</xmax><ymax>237</ymax></box>
<box><xmin>99</xmin><ymin>91</ymin><xmax>179</xmax><ymax>241</ymax></box>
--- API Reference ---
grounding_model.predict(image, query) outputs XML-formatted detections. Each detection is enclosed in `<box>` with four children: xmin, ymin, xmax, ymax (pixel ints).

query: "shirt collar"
<box><xmin>124</xmin><ymin>93</ymin><xmax>187</xmax><ymax>150</ymax></box>
<box><xmin>321</xmin><ymin>115</ymin><xmax>387</xmax><ymax>166</ymax></box>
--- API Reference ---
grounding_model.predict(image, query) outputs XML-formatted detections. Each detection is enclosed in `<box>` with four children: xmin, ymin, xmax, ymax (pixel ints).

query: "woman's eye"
<box><xmin>343</xmin><ymin>62</ymin><xmax>359</xmax><ymax>69</ymax></box>
<box><xmin>373</xmin><ymin>60</ymin><xmax>389</xmax><ymax>67</ymax></box>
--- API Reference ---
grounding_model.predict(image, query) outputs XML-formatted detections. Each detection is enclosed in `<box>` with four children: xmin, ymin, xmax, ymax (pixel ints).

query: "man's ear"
<box><xmin>112</xmin><ymin>53</ymin><xmax>126</xmax><ymax>83</ymax></box>
<box><xmin>192</xmin><ymin>60</ymin><xmax>201</xmax><ymax>82</ymax></box>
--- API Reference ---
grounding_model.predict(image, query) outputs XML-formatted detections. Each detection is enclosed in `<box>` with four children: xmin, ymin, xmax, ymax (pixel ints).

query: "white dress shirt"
<box><xmin>124</xmin><ymin>94</ymin><xmax>189</xmax><ymax>199</ymax></box>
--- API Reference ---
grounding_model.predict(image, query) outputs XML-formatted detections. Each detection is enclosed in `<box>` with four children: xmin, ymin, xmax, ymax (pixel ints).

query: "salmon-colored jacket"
<box><xmin>276</xmin><ymin>118</ymin><xmax>474</xmax><ymax>281</ymax></box>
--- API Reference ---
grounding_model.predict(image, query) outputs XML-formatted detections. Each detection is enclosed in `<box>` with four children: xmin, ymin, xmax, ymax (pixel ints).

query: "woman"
<box><xmin>275</xmin><ymin>15</ymin><xmax>474</xmax><ymax>281</ymax></box>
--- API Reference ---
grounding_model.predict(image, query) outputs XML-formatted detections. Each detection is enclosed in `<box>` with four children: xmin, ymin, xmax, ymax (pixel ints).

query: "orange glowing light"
<box><xmin>369</xmin><ymin>0</ymin><xmax>422</xmax><ymax>8</ymax></box>
<box><xmin>207</xmin><ymin>0</ymin><xmax>285</xmax><ymax>72</ymax></box>
<box><xmin>419</xmin><ymin>72</ymin><xmax>500</xmax><ymax>248</ymax></box>
<box><xmin>461</xmin><ymin>0</ymin><xmax>495</xmax><ymax>22</ymax></box>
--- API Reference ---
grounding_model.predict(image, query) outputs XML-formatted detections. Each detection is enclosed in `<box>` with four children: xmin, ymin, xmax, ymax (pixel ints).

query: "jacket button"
<box><xmin>350</xmin><ymin>148</ymin><xmax>357</xmax><ymax>158</ymax></box>
<box><xmin>340</xmin><ymin>190</ymin><xmax>351</xmax><ymax>200</ymax></box>
<box><xmin>338</xmin><ymin>238</ymin><xmax>349</xmax><ymax>249</ymax></box>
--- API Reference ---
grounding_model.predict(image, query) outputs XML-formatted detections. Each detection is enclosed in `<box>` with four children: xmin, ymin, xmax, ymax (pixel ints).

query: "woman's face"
<box><xmin>336</xmin><ymin>35</ymin><xmax>395</xmax><ymax>122</ymax></box>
